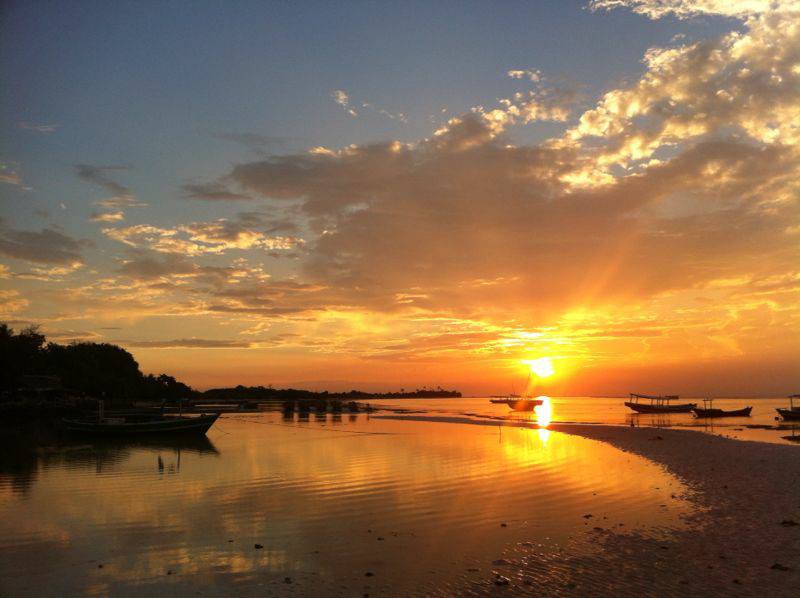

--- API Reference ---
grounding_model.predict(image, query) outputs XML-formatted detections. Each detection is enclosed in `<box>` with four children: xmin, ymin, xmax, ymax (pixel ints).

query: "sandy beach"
<box><xmin>378</xmin><ymin>414</ymin><xmax>800</xmax><ymax>595</ymax></box>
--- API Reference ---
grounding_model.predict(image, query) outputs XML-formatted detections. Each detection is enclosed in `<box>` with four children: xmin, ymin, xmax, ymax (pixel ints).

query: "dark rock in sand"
<box><xmin>492</xmin><ymin>559</ymin><xmax>510</xmax><ymax>565</ymax></box>
<box><xmin>770</xmin><ymin>563</ymin><xmax>790</xmax><ymax>571</ymax></box>
<box><xmin>582</xmin><ymin>514</ymin><xmax>593</xmax><ymax>518</ymax></box>
<box><xmin>500</xmin><ymin>522</ymin><xmax>508</xmax><ymax>527</ymax></box>
<box><xmin>493</xmin><ymin>574</ymin><xmax>510</xmax><ymax>586</ymax></box>
<box><xmin>284</xmin><ymin>576</ymin><xmax>292</xmax><ymax>584</ymax></box>
<box><xmin>364</xmin><ymin>572</ymin><xmax>374</xmax><ymax>577</ymax></box>
<box><xmin>254</xmin><ymin>543</ymin><xmax>263</xmax><ymax>549</ymax></box>
<box><xmin>780</xmin><ymin>519</ymin><xmax>798</xmax><ymax>526</ymax></box>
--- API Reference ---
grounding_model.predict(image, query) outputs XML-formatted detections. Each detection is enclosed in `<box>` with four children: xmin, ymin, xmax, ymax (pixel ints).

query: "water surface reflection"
<box><xmin>0</xmin><ymin>414</ymin><xmax>690</xmax><ymax>596</ymax></box>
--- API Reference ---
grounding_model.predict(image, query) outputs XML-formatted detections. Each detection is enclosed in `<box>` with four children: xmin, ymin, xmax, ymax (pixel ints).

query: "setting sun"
<box><xmin>525</xmin><ymin>357</ymin><xmax>555</xmax><ymax>379</ymax></box>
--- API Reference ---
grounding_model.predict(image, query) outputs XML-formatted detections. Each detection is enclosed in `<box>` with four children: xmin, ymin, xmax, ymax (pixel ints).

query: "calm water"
<box><xmin>0</xmin><ymin>413</ymin><xmax>691</xmax><ymax>596</ymax></box>
<box><xmin>370</xmin><ymin>396</ymin><xmax>800</xmax><ymax>445</ymax></box>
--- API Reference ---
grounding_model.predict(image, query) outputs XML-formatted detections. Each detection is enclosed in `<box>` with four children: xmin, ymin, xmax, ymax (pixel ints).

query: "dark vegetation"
<box><xmin>1</xmin><ymin>323</ymin><xmax>192</xmax><ymax>401</ymax></box>
<box><xmin>202</xmin><ymin>385</ymin><xmax>461</xmax><ymax>402</ymax></box>
<box><xmin>0</xmin><ymin>322</ymin><xmax>460</xmax><ymax>404</ymax></box>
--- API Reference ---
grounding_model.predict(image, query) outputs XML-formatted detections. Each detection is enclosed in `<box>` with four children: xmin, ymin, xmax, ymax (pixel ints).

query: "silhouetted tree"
<box><xmin>0</xmin><ymin>324</ymin><xmax>47</xmax><ymax>392</ymax></box>
<box><xmin>44</xmin><ymin>342</ymin><xmax>143</xmax><ymax>400</ymax></box>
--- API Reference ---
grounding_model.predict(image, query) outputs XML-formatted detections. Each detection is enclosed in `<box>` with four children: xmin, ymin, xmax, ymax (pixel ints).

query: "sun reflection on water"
<box><xmin>534</xmin><ymin>395</ymin><xmax>552</xmax><ymax>427</ymax></box>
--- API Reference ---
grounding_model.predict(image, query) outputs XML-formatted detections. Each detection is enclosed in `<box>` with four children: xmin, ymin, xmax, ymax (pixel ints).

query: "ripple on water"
<box><xmin>0</xmin><ymin>413</ymin><xmax>692</xmax><ymax>596</ymax></box>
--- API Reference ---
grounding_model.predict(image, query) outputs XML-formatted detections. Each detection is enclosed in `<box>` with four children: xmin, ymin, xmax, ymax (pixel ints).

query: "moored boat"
<box><xmin>777</xmin><ymin>394</ymin><xmax>800</xmax><ymax>421</ymax></box>
<box><xmin>692</xmin><ymin>405</ymin><xmax>752</xmax><ymax>418</ymax></box>
<box><xmin>490</xmin><ymin>398</ymin><xmax>543</xmax><ymax>411</ymax></box>
<box><xmin>63</xmin><ymin>412</ymin><xmax>220</xmax><ymax>436</ymax></box>
<box><xmin>624</xmin><ymin>393</ymin><xmax>696</xmax><ymax>414</ymax></box>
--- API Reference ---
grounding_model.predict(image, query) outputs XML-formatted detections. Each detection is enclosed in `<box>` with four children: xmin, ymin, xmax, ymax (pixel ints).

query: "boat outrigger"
<box><xmin>624</xmin><ymin>393</ymin><xmax>697</xmax><ymax>414</ymax></box>
<box><xmin>691</xmin><ymin>398</ymin><xmax>752</xmax><ymax>418</ymax></box>
<box><xmin>777</xmin><ymin>394</ymin><xmax>800</xmax><ymax>421</ymax></box>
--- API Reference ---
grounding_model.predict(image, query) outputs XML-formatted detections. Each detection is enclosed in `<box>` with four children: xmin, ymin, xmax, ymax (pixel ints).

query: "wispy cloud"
<box><xmin>507</xmin><ymin>69</ymin><xmax>542</xmax><ymax>82</ymax></box>
<box><xmin>89</xmin><ymin>211</ymin><xmax>125</xmax><ymax>223</ymax></box>
<box><xmin>332</xmin><ymin>89</ymin><xmax>407</xmax><ymax>122</ymax></box>
<box><xmin>75</xmin><ymin>164</ymin><xmax>146</xmax><ymax>222</ymax></box>
<box><xmin>182</xmin><ymin>181</ymin><xmax>252</xmax><ymax>201</ymax></box>
<box><xmin>589</xmin><ymin>0</ymin><xmax>800</xmax><ymax>19</ymax></box>
<box><xmin>209</xmin><ymin>131</ymin><xmax>292</xmax><ymax>151</ymax></box>
<box><xmin>332</xmin><ymin>89</ymin><xmax>358</xmax><ymax>116</ymax></box>
<box><xmin>102</xmin><ymin>217</ymin><xmax>304</xmax><ymax>255</ymax></box>
<box><xmin>0</xmin><ymin>162</ymin><xmax>27</xmax><ymax>188</ymax></box>
<box><xmin>117</xmin><ymin>338</ymin><xmax>253</xmax><ymax>348</ymax></box>
<box><xmin>18</xmin><ymin>121</ymin><xmax>59</xmax><ymax>134</ymax></box>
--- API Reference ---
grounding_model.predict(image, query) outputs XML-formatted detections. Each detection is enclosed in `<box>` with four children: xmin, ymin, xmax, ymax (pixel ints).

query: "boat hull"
<box><xmin>62</xmin><ymin>413</ymin><xmax>220</xmax><ymax>436</ymax></box>
<box><xmin>691</xmin><ymin>406</ymin><xmax>752</xmax><ymax>418</ymax></box>
<box><xmin>490</xmin><ymin>399</ymin><xmax>543</xmax><ymax>411</ymax></box>
<box><xmin>777</xmin><ymin>408</ymin><xmax>800</xmax><ymax>421</ymax></box>
<box><xmin>624</xmin><ymin>401</ymin><xmax>697</xmax><ymax>414</ymax></box>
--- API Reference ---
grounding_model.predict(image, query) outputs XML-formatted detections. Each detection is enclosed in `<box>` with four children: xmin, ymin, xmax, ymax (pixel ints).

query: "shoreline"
<box><xmin>375</xmin><ymin>414</ymin><xmax>800</xmax><ymax>595</ymax></box>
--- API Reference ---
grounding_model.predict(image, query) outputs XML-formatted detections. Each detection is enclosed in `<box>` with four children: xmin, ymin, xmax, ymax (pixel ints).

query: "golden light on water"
<box><xmin>524</xmin><ymin>357</ymin><xmax>555</xmax><ymax>379</ymax></box>
<box><xmin>534</xmin><ymin>395</ymin><xmax>552</xmax><ymax>428</ymax></box>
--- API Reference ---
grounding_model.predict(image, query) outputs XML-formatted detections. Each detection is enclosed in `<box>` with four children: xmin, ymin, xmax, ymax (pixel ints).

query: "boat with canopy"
<box><xmin>624</xmin><ymin>393</ymin><xmax>697</xmax><ymax>414</ymax></box>
<box><xmin>777</xmin><ymin>395</ymin><xmax>800</xmax><ymax>421</ymax></box>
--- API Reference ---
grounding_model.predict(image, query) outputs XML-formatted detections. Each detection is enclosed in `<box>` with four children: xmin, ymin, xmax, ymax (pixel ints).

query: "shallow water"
<box><xmin>0</xmin><ymin>413</ymin><xmax>691</xmax><ymax>596</ymax></box>
<box><xmin>370</xmin><ymin>396</ymin><xmax>800</xmax><ymax>445</ymax></box>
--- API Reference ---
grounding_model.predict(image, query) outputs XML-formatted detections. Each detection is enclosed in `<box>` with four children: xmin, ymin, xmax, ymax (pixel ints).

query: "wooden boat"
<box><xmin>692</xmin><ymin>405</ymin><xmax>752</xmax><ymax>418</ymax></box>
<box><xmin>624</xmin><ymin>393</ymin><xmax>696</xmax><ymax>414</ymax></box>
<box><xmin>490</xmin><ymin>373</ymin><xmax>544</xmax><ymax>411</ymax></box>
<box><xmin>777</xmin><ymin>395</ymin><xmax>800</xmax><ymax>421</ymax></box>
<box><xmin>63</xmin><ymin>412</ymin><xmax>220</xmax><ymax>436</ymax></box>
<box><xmin>490</xmin><ymin>398</ymin><xmax>543</xmax><ymax>412</ymax></box>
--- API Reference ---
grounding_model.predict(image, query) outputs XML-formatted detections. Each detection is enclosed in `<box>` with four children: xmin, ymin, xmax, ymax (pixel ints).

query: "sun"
<box><xmin>525</xmin><ymin>357</ymin><xmax>554</xmax><ymax>378</ymax></box>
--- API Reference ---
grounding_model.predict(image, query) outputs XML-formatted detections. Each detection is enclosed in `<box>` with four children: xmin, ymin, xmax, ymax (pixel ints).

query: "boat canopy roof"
<box><xmin>629</xmin><ymin>393</ymin><xmax>680</xmax><ymax>401</ymax></box>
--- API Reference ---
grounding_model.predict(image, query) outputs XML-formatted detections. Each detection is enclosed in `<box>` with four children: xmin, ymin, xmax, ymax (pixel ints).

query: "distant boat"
<box><xmin>63</xmin><ymin>412</ymin><xmax>220</xmax><ymax>436</ymax></box>
<box><xmin>692</xmin><ymin>399</ymin><xmax>752</xmax><ymax>418</ymax></box>
<box><xmin>777</xmin><ymin>395</ymin><xmax>800</xmax><ymax>421</ymax></box>
<box><xmin>489</xmin><ymin>398</ymin><xmax>543</xmax><ymax>411</ymax></box>
<box><xmin>624</xmin><ymin>393</ymin><xmax>696</xmax><ymax>414</ymax></box>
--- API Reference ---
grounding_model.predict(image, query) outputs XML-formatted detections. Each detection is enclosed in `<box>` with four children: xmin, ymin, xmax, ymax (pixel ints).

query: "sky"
<box><xmin>1</xmin><ymin>0</ymin><xmax>799</xmax><ymax>395</ymax></box>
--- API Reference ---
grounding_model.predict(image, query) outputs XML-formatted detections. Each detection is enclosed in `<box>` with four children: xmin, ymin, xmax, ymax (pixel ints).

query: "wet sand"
<box><xmin>377</xmin><ymin>414</ymin><xmax>800</xmax><ymax>596</ymax></box>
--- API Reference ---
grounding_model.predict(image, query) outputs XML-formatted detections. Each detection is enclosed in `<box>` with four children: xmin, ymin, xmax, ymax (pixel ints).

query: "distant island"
<box><xmin>0</xmin><ymin>323</ymin><xmax>461</xmax><ymax>410</ymax></box>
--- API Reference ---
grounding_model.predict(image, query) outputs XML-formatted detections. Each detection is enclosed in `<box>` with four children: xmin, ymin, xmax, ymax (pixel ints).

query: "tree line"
<box><xmin>0</xmin><ymin>323</ymin><xmax>193</xmax><ymax>401</ymax></box>
<box><xmin>1</xmin><ymin>323</ymin><xmax>461</xmax><ymax>402</ymax></box>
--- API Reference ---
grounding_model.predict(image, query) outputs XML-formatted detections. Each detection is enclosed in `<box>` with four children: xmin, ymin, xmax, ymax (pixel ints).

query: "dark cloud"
<box><xmin>182</xmin><ymin>182</ymin><xmax>253</xmax><ymax>201</ymax></box>
<box><xmin>210</xmin><ymin>131</ymin><xmax>292</xmax><ymax>151</ymax></box>
<box><xmin>118</xmin><ymin>338</ymin><xmax>253</xmax><ymax>348</ymax></box>
<box><xmin>0</xmin><ymin>221</ymin><xmax>90</xmax><ymax>265</ymax></box>
<box><xmin>75</xmin><ymin>164</ymin><xmax>131</xmax><ymax>197</ymax></box>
